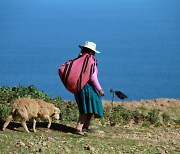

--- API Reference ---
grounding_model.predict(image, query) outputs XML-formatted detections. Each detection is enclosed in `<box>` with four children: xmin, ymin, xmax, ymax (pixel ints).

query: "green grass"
<box><xmin>0</xmin><ymin>120</ymin><xmax>180</xmax><ymax>154</ymax></box>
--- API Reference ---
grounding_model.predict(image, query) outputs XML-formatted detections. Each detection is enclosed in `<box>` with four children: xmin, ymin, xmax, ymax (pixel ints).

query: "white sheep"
<box><xmin>2</xmin><ymin>98</ymin><xmax>60</xmax><ymax>132</ymax></box>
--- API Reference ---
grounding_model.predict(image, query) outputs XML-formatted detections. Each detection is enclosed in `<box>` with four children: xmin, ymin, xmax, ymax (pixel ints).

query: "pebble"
<box><xmin>16</xmin><ymin>140</ymin><xmax>25</xmax><ymax>146</ymax></box>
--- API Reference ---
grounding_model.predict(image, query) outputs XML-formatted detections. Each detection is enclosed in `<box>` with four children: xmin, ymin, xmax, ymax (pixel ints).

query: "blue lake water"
<box><xmin>0</xmin><ymin>0</ymin><xmax>180</xmax><ymax>101</ymax></box>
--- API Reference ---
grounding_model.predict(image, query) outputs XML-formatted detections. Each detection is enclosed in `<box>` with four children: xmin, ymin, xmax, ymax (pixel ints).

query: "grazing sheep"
<box><xmin>2</xmin><ymin>98</ymin><xmax>60</xmax><ymax>132</ymax></box>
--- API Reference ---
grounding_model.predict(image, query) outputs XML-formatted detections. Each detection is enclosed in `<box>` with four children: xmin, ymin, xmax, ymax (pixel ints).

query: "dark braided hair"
<box><xmin>81</xmin><ymin>47</ymin><xmax>95</xmax><ymax>54</ymax></box>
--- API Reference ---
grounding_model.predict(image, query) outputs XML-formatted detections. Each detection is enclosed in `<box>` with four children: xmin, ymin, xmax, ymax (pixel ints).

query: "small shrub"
<box><xmin>109</xmin><ymin>111</ymin><xmax>121</xmax><ymax>126</ymax></box>
<box><xmin>146</xmin><ymin>109</ymin><xmax>160</xmax><ymax>125</ymax></box>
<box><xmin>172</xmin><ymin>116</ymin><xmax>180</xmax><ymax>125</ymax></box>
<box><xmin>102</xmin><ymin>106</ymin><xmax>112</xmax><ymax>125</ymax></box>
<box><xmin>0</xmin><ymin>86</ymin><xmax>14</xmax><ymax>103</ymax></box>
<box><xmin>0</xmin><ymin>104</ymin><xmax>12</xmax><ymax>121</ymax></box>
<box><xmin>107</xmin><ymin>105</ymin><xmax>134</xmax><ymax>126</ymax></box>
<box><xmin>162</xmin><ymin>112</ymin><xmax>171</xmax><ymax>124</ymax></box>
<box><xmin>65</xmin><ymin>102</ymin><xmax>78</xmax><ymax>121</ymax></box>
<box><xmin>54</xmin><ymin>101</ymin><xmax>78</xmax><ymax>122</ymax></box>
<box><xmin>103</xmin><ymin>106</ymin><xmax>112</xmax><ymax>118</ymax></box>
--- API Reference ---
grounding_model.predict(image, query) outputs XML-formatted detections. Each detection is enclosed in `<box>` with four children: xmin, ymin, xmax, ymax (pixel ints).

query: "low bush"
<box><xmin>162</xmin><ymin>112</ymin><xmax>171</xmax><ymax>124</ymax></box>
<box><xmin>0</xmin><ymin>85</ymin><xmax>54</xmax><ymax>104</ymax></box>
<box><xmin>0</xmin><ymin>104</ymin><xmax>12</xmax><ymax>121</ymax></box>
<box><xmin>172</xmin><ymin>116</ymin><xmax>180</xmax><ymax>125</ymax></box>
<box><xmin>146</xmin><ymin>109</ymin><xmax>160</xmax><ymax>125</ymax></box>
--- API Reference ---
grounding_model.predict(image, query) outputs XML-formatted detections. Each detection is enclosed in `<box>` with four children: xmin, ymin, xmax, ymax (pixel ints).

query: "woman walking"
<box><xmin>74</xmin><ymin>41</ymin><xmax>105</xmax><ymax>136</ymax></box>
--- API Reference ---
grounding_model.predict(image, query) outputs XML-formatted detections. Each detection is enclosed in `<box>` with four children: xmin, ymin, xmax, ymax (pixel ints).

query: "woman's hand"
<box><xmin>99</xmin><ymin>89</ymin><xmax>105</xmax><ymax>96</ymax></box>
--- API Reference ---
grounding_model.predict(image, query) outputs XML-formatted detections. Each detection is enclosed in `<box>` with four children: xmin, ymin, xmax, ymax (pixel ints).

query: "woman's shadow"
<box><xmin>0</xmin><ymin>120</ymin><xmax>77</xmax><ymax>134</ymax></box>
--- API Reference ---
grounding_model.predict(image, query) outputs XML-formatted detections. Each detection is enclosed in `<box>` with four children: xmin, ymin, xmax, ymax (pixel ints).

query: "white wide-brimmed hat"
<box><xmin>79</xmin><ymin>41</ymin><xmax>100</xmax><ymax>53</ymax></box>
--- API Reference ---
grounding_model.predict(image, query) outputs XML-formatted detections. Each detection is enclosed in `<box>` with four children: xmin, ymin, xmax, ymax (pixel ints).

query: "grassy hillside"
<box><xmin>0</xmin><ymin>86</ymin><xmax>180</xmax><ymax>153</ymax></box>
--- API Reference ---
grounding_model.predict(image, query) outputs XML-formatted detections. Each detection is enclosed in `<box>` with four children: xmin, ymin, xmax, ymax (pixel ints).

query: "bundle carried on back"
<box><xmin>58</xmin><ymin>53</ymin><xmax>97</xmax><ymax>94</ymax></box>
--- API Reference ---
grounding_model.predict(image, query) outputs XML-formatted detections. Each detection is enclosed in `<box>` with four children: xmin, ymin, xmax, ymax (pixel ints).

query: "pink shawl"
<box><xmin>59</xmin><ymin>53</ymin><xmax>97</xmax><ymax>94</ymax></box>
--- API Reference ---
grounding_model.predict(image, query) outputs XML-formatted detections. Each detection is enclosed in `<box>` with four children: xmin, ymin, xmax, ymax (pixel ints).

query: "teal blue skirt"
<box><xmin>74</xmin><ymin>83</ymin><xmax>103</xmax><ymax>118</ymax></box>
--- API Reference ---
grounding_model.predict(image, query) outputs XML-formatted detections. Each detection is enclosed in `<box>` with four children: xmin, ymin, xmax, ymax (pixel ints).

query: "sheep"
<box><xmin>2</xmin><ymin>98</ymin><xmax>60</xmax><ymax>133</ymax></box>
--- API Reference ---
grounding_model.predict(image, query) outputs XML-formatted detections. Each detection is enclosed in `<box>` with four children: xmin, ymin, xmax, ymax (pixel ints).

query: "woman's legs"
<box><xmin>83</xmin><ymin>113</ymin><xmax>93</xmax><ymax>129</ymax></box>
<box><xmin>76</xmin><ymin>114</ymin><xmax>87</xmax><ymax>131</ymax></box>
<box><xmin>76</xmin><ymin>113</ymin><xmax>93</xmax><ymax>131</ymax></box>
